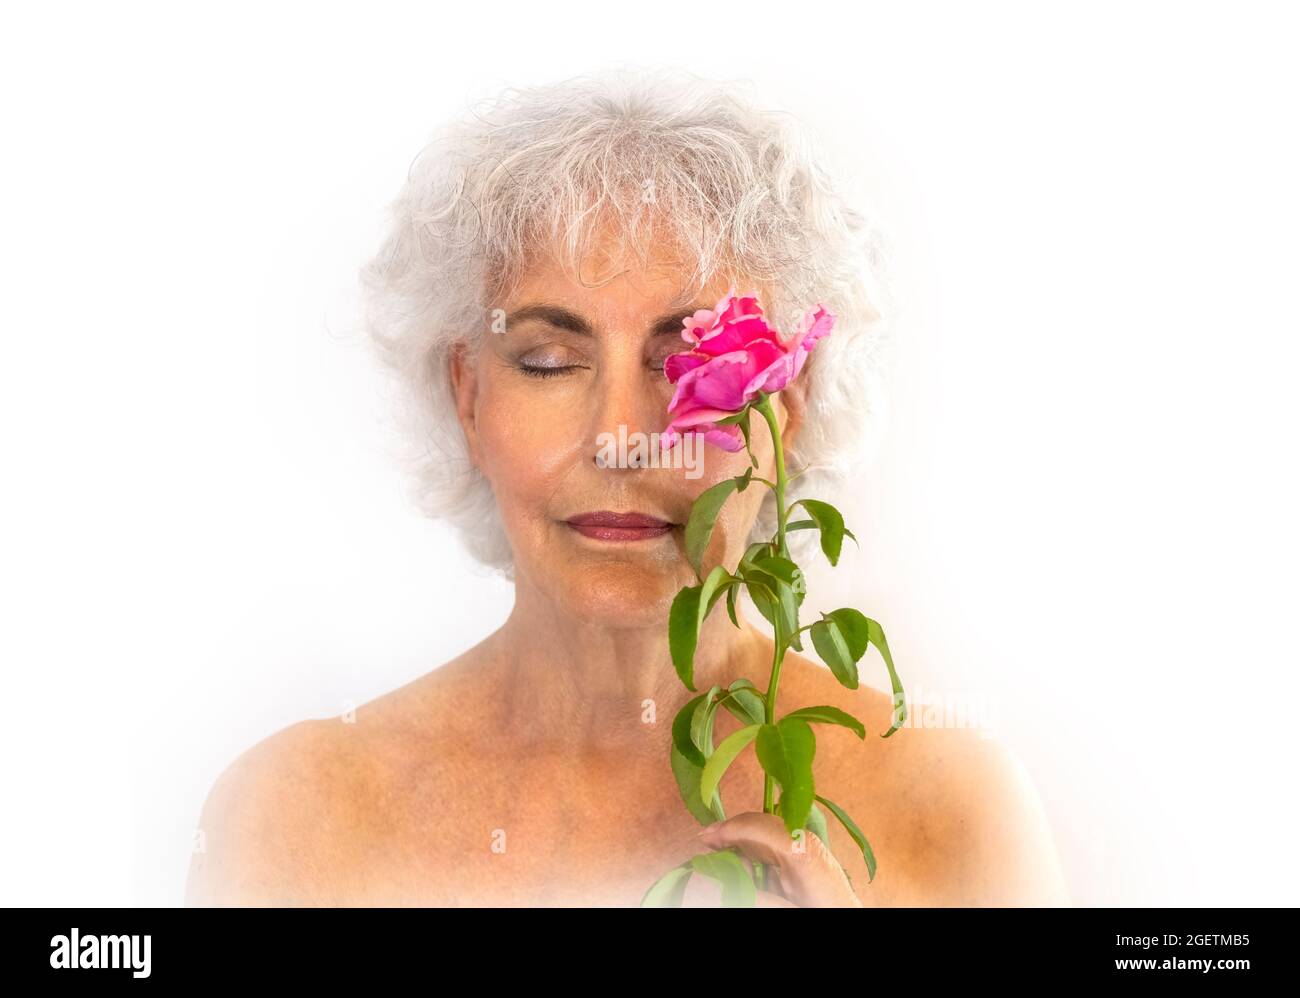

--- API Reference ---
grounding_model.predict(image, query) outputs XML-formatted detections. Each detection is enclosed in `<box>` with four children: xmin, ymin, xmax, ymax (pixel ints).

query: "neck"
<box><xmin>479</xmin><ymin>565</ymin><xmax>768</xmax><ymax>760</ymax></box>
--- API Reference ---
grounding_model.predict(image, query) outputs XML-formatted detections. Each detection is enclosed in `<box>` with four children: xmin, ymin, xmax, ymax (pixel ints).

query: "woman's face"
<box><xmin>450</xmin><ymin>244</ymin><xmax>804</xmax><ymax>626</ymax></box>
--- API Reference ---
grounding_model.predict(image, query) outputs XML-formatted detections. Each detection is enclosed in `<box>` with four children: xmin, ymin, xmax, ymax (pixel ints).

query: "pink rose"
<box><xmin>659</xmin><ymin>287</ymin><xmax>834</xmax><ymax>451</ymax></box>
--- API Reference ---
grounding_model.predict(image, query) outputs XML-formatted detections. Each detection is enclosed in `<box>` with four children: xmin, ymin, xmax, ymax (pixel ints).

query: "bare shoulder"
<box><xmin>883</xmin><ymin>722</ymin><xmax>1071</xmax><ymax>906</ymax></box>
<box><xmin>775</xmin><ymin>653</ymin><xmax>1072</xmax><ymax>907</ymax></box>
<box><xmin>183</xmin><ymin>650</ymin><xmax>489</xmax><ymax>906</ymax></box>
<box><xmin>184</xmin><ymin>717</ymin><xmax>364</xmax><ymax>906</ymax></box>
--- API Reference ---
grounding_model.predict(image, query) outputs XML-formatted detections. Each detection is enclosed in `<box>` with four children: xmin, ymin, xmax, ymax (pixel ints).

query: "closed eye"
<box><xmin>518</xmin><ymin>362</ymin><xmax>584</xmax><ymax>379</ymax></box>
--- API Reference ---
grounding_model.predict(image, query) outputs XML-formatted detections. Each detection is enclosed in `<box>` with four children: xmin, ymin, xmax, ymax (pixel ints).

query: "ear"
<box><xmin>448</xmin><ymin>340</ymin><xmax>481</xmax><ymax>467</ymax></box>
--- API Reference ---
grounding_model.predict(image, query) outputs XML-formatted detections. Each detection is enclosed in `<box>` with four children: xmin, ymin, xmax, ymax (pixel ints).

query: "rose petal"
<box><xmin>701</xmin><ymin>424</ymin><xmax>746</xmax><ymax>451</ymax></box>
<box><xmin>674</xmin><ymin>351</ymin><xmax>757</xmax><ymax>412</ymax></box>
<box><xmin>694</xmin><ymin>315</ymin><xmax>775</xmax><ymax>356</ymax></box>
<box><xmin>664</xmin><ymin>350</ymin><xmax>711</xmax><ymax>383</ymax></box>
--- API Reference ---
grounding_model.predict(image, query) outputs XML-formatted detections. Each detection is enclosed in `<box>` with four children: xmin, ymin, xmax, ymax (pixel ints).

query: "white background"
<box><xmin>2</xmin><ymin>1</ymin><xmax>1296</xmax><ymax>906</ymax></box>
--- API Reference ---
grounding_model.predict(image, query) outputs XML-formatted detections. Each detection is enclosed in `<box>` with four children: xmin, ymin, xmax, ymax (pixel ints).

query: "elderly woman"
<box><xmin>185</xmin><ymin>70</ymin><xmax>1069</xmax><ymax>907</ymax></box>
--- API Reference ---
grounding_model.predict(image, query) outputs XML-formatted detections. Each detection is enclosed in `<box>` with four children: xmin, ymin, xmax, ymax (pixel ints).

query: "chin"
<box><xmin>550</xmin><ymin>560</ymin><xmax>684</xmax><ymax>627</ymax></box>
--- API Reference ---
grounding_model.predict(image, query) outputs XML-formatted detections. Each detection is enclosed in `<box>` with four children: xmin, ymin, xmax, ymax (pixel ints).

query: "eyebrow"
<box><xmin>505</xmin><ymin>303</ymin><xmax>700</xmax><ymax>338</ymax></box>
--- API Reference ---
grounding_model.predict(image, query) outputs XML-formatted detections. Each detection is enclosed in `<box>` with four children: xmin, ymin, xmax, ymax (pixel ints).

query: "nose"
<box><xmin>587</xmin><ymin>349</ymin><xmax>666</xmax><ymax>472</ymax></box>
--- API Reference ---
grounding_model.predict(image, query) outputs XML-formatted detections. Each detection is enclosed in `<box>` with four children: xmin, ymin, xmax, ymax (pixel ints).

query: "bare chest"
<box><xmin>327</xmin><ymin>744</ymin><xmax>723</xmax><ymax>905</ymax></box>
<box><xmin>320</xmin><ymin>734</ymin><xmax>928</xmax><ymax>907</ymax></box>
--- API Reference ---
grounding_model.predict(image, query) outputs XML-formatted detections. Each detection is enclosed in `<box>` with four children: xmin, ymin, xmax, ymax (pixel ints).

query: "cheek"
<box><xmin>473</xmin><ymin>375</ymin><xmax>581</xmax><ymax>514</ymax></box>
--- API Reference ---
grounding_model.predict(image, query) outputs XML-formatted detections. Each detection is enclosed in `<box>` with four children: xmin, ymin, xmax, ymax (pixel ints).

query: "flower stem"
<box><xmin>753</xmin><ymin>393</ymin><xmax>791</xmax><ymax>896</ymax></box>
<box><xmin>755</xmin><ymin>395</ymin><xmax>789</xmax><ymax>559</ymax></box>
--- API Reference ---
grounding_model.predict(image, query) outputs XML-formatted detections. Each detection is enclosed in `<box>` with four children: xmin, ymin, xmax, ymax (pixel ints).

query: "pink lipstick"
<box><xmin>564</xmin><ymin>511</ymin><xmax>676</xmax><ymax>542</ymax></box>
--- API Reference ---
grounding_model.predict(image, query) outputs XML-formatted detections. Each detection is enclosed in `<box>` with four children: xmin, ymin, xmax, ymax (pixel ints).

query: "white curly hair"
<box><xmin>358</xmin><ymin>67</ymin><xmax>897</xmax><ymax>580</ymax></box>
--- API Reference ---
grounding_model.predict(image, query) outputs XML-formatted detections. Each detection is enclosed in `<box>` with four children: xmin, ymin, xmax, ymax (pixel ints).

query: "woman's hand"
<box><xmin>685</xmin><ymin>811</ymin><xmax>865</xmax><ymax>908</ymax></box>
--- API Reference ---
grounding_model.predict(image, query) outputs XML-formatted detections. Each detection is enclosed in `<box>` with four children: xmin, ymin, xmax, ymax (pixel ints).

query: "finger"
<box><xmin>694</xmin><ymin>812</ymin><xmax>789</xmax><ymax>867</ymax></box>
<box><xmin>697</xmin><ymin>811</ymin><xmax>861</xmax><ymax>908</ymax></box>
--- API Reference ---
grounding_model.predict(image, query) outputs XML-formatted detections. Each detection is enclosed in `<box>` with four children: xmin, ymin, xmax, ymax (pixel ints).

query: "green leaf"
<box><xmin>690</xmin><ymin>685</ymin><xmax>721</xmax><ymax>759</ymax></box>
<box><xmin>640</xmin><ymin>861</ymin><xmax>694</xmax><ymax>907</ymax></box>
<box><xmin>698</xmin><ymin>564</ymin><xmax>732</xmax><ymax>632</ymax></box>
<box><xmin>754</xmin><ymin>717</ymin><xmax>816</xmax><ymax>833</ymax></box>
<box><xmin>747</xmin><ymin>549</ymin><xmax>805</xmax><ymax>634</ymax></box>
<box><xmin>740</xmin><ymin>562</ymin><xmax>801</xmax><ymax>650</ymax></box>
<box><xmin>670</xmin><ymin>742</ymin><xmax>724</xmax><ymax>824</ymax></box>
<box><xmin>776</xmin><ymin>577</ymin><xmax>803</xmax><ymax>651</ymax></box>
<box><xmin>816</xmin><ymin>794</ymin><xmax>877</xmax><ymax>882</ymax></box>
<box><xmin>824</xmin><ymin>607</ymin><xmax>871</xmax><ymax>662</ymax></box>
<box><xmin>669</xmin><ymin>570</ymin><xmax>741</xmax><ymax>694</ymax></box>
<box><xmin>671</xmin><ymin>693</ymin><xmax>709</xmax><ymax>767</ymax></box>
<box><xmin>754</xmin><ymin>553</ymin><xmax>800</xmax><ymax>583</ymax></box>
<box><xmin>741</xmin><ymin>570</ymin><xmax>779</xmax><ymax>630</ymax></box>
<box><xmin>864</xmin><ymin>617</ymin><xmax>906</xmax><ymax>738</ymax></box>
<box><xmin>720</xmin><ymin>679</ymin><xmax>766</xmax><ymax>726</ymax></box>
<box><xmin>781</xmin><ymin>704</ymin><xmax>866</xmax><ymax>739</ymax></box>
<box><xmin>699</xmin><ymin>724</ymin><xmax>760</xmax><ymax>807</ymax></box>
<box><xmin>668</xmin><ymin>584</ymin><xmax>702</xmax><ymax>691</ymax></box>
<box><xmin>740</xmin><ymin>540</ymin><xmax>775</xmax><ymax>568</ymax></box>
<box><xmin>685</xmin><ymin>477</ymin><xmax>743</xmax><ymax>576</ymax></box>
<box><xmin>690</xmin><ymin>847</ymin><xmax>757</xmax><ymax>907</ymax></box>
<box><xmin>810</xmin><ymin>617</ymin><xmax>858</xmax><ymax>689</ymax></box>
<box><xmin>751</xmin><ymin>552</ymin><xmax>806</xmax><ymax>607</ymax></box>
<box><xmin>806</xmin><ymin>801</ymin><xmax>831</xmax><ymax>846</ymax></box>
<box><xmin>712</xmin><ymin>406</ymin><xmax>751</xmax><ymax>426</ymax></box>
<box><xmin>774</xmin><ymin>796</ymin><xmax>832</xmax><ymax>848</ymax></box>
<box><xmin>788</xmin><ymin>515</ymin><xmax>859</xmax><ymax>545</ymax></box>
<box><xmin>769</xmin><ymin>582</ymin><xmax>800</xmax><ymax>649</ymax></box>
<box><xmin>725</xmin><ymin>584</ymin><xmax>739</xmax><ymax>628</ymax></box>
<box><xmin>815</xmin><ymin>609</ymin><xmax>905</xmax><ymax>736</ymax></box>
<box><xmin>790</xmin><ymin>498</ymin><xmax>847</xmax><ymax>566</ymax></box>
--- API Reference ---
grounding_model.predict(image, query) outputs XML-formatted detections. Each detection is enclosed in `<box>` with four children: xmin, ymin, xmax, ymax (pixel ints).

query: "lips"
<box><xmin>564</xmin><ymin>510</ymin><xmax>677</xmax><ymax>542</ymax></box>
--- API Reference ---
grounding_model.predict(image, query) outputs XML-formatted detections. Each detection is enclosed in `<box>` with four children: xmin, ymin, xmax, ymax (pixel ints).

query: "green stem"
<box><xmin>762</xmin><ymin>614</ymin><xmax>782</xmax><ymax>807</ymax></box>
<box><xmin>752</xmin><ymin>611</ymin><xmax>782</xmax><ymax>895</ymax></box>
<box><xmin>755</xmin><ymin>395</ymin><xmax>789</xmax><ymax>559</ymax></box>
<box><xmin>753</xmin><ymin>393</ymin><xmax>792</xmax><ymax>896</ymax></box>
